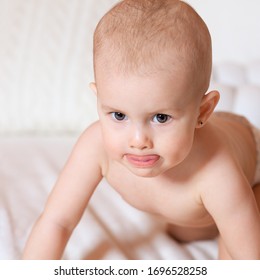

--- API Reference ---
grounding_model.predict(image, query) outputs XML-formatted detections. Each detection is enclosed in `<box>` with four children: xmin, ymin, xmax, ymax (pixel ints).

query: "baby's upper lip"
<box><xmin>125</xmin><ymin>154</ymin><xmax>159</xmax><ymax>161</ymax></box>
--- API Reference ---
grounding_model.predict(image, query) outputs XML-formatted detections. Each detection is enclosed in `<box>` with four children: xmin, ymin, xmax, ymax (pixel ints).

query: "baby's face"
<box><xmin>95</xmin><ymin>70</ymin><xmax>201</xmax><ymax>177</ymax></box>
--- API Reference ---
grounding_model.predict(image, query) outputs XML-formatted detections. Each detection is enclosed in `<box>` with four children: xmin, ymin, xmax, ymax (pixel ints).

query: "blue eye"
<box><xmin>153</xmin><ymin>114</ymin><xmax>171</xmax><ymax>123</ymax></box>
<box><xmin>111</xmin><ymin>112</ymin><xmax>127</xmax><ymax>121</ymax></box>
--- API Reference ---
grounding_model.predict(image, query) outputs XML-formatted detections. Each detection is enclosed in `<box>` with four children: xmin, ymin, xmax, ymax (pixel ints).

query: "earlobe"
<box><xmin>89</xmin><ymin>82</ymin><xmax>97</xmax><ymax>95</ymax></box>
<box><xmin>196</xmin><ymin>90</ymin><xmax>220</xmax><ymax>128</ymax></box>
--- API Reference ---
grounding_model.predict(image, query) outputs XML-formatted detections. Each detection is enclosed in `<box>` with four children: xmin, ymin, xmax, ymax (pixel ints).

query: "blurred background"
<box><xmin>0</xmin><ymin>0</ymin><xmax>259</xmax><ymax>135</ymax></box>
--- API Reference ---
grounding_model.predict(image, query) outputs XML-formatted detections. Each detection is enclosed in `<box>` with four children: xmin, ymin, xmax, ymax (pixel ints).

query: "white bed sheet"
<box><xmin>0</xmin><ymin>136</ymin><xmax>217</xmax><ymax>260</ymax></box>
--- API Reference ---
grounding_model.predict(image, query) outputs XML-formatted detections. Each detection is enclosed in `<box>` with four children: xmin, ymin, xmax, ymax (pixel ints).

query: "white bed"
<box><xmin>0</xmin><ymin>0</ymin><xmax>260</xmax><ymax>260</ymax></box>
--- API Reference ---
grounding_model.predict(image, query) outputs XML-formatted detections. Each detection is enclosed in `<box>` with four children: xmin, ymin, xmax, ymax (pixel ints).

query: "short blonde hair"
<box><xmin>94</xmin><ymin>0</ymin><xmax>212</xmax><ymax>94</ymax></box>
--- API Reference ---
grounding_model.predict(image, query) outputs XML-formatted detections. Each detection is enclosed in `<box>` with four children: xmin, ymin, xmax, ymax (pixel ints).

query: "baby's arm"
<box><xmin>201</xmin><ymin>161</ymin><xmax>260</xmax><ymax>259</ymax></box>
<box><xmin>23</xmin><ymin>122</ymin><xmax>103</xmax><ymax>259</ymax></box>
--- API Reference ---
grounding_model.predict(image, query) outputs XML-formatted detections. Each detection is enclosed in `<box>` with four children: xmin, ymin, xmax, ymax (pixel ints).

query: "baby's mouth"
<box><xmin>125</xmin><ymin>154</ymin><xmax>160</xmax><ymax>167</ymax></box>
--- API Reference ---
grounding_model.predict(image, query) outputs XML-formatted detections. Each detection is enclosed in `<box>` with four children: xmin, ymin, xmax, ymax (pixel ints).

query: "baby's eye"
<box><xmin>152</xmin><ymin>114</ymin><xmax>171</xmax><ymax>123</ymax></box>
<box><xmin>111</xmin><ymin>112</ymin><xmax>127</xmax><ymax>121</ymax></box>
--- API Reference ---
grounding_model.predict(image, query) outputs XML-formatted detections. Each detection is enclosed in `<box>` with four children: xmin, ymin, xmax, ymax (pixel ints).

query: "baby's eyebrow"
<box><xmin>100</xmin><ymin>103</ymin><xmax>182</xmax><ymax>117</ymax></box>
<box><xmin>101</xmin><ymin>104</ymin><xmax>121</xmax><ymax>112</ymax></box>
<box><xmin>149</xmin><ymin>106</ymin><xmax>179</xmax><ymax>114</ymax></box>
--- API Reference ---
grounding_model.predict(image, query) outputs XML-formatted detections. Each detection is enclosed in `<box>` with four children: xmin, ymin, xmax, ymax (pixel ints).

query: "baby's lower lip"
<box><xmin>125</xmin><ymin>154</ymin><xmax>160</xmax><ymax>167</ymax></box>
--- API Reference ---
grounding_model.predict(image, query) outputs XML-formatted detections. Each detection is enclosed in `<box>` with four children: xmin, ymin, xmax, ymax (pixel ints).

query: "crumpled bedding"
<box><xmin>0</xmin><ymin>136</ymin><xmax>217</xmax><ymax>260</ymax></box>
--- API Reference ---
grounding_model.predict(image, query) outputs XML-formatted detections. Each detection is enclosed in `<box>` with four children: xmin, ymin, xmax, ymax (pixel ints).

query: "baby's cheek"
<box><xmin>164</xmin><ymin>135</ymin><xmax>193</xmax><ymax>163</ymax></box>
<box><xmin>103</xmin><ymin>136</ymin><xmax>123</xmax><ymax>159</ymax></box>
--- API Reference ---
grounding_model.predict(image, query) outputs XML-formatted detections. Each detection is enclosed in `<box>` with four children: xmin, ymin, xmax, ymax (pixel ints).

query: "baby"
<box><xmin>23</xmin><ymin>0</ymin><xmax>260</xmax><ymax>259</ymax></box>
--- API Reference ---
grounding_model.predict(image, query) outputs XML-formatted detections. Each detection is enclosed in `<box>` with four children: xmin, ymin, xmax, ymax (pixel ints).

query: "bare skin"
<box><xmin>23</xmin><ymin>70</ymin><xmax>260</xmax><ymax>260</ymax></box>
<box><xmin>104</xmin><ymin>112</ymin><xmax>259</xmax><ymax>258</ymax></box>
<box><xmin>22</xmin><ymin>0</ymin><xmax>260</xmax><ymax>260</ymax></box>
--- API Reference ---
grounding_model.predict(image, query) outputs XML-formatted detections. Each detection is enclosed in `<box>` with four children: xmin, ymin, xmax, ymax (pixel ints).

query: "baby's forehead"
<box><xmin>96</xmin><ymin>67</ymin><xmax>199</xmax><ymax>109</ymax></box>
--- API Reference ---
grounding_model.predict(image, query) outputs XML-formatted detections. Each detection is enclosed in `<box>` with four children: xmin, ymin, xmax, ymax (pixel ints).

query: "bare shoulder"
<box><xmin>73</xmin><ymin>121</ymin><xmax>105</xmax><ymax>166</ymax></box>
<box><xmin>210</xmin><ymin>113</ymin><xmax>256</xmax><ymax>183</ymax></box>
<box><xmin>78</xmin><ymin>121</ymin><xmax>103</xmax><ymax>147</ymax></box>
<box><xmin>50</xmin><ymin>121</ymin><xmax>106</xmax><ymax>203</ymax></box>
<box><xmin>198</xmin><ymin>143</ymin><xmax>254</xmax><ymax>217</ymax></box>
<box><xmin>42</xmin><ymin>121</ymin><xmax>106</xmax><ymax>229</ymax></box>
<box><xmin>194</xmin><ymin>120</ymin><xmax>252</xmax><ymax>204</ymax></box>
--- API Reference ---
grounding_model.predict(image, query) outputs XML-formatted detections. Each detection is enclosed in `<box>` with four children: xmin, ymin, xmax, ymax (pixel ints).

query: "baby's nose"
<box><xmin>129</xmin><ymin>126</ymin><xmax>152</xmax><ymax>150</ymax></box>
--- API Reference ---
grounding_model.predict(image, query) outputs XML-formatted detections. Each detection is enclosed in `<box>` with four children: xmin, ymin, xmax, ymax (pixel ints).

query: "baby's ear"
<box><xmin>89</xmin><ymin>82</ymin><xmax>97</xmax><ymax>95</ymax></box>
<box><xmin>197</xmin><ymin>90</ymin><xmax>220</xmax><ymax>128</ymax></box>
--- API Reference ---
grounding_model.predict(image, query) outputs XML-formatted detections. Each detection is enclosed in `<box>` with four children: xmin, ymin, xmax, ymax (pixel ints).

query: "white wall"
<box><xmin>186</xmin><ymin>0</ymin><xmax>260</xmax><ymax>64</ymax></box>
<box><xmin>95</xmin><ymin>0</ymin><xmax>260</xmax><ymax>64</ymax></box>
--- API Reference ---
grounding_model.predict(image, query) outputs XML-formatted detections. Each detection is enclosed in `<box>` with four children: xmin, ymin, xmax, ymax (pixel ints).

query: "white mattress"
<box><xmin>0</xmin><ymin>136</ymin><xmax>217</xmax><ymax>260</ymax></box>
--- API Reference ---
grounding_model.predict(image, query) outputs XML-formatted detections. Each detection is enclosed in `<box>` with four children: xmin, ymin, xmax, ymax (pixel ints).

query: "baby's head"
<box><xmin>92</xmin><ymin>0</ymin><xmax>219</xmax><ymax>177</ymax></box>
<box><xmin>93</xmin><ymin>0</ymin><xmax>212</xmax><ymax>98</ymax></box>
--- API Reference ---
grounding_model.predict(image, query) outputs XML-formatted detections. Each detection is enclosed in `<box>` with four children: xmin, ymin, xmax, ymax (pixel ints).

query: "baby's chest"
<box><xmin>105</xmin><ymin>167</ymin><xmax>209</xmax><ymax>226</ymax></box>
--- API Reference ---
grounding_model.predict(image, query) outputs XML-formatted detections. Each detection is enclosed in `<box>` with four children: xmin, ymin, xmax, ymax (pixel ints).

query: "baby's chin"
<box><xmin>129</xmin><ymin>169</ymin><xmax>161</xmax><ymax>178</ymax></box>
<box><xmin>124</xmin><ymin>162</ymin><xmax>169</xmax><ymax>178</ymax></box>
